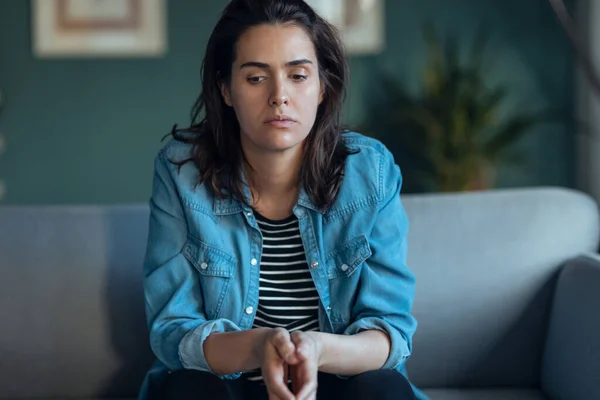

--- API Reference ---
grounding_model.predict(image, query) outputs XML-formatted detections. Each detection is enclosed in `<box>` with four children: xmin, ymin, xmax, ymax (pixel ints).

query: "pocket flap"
<box><xmin>326</xmin><ymin>235</ymin><xmax>372</xmax><ymax>278</ymax></box>
<box><xmin>183</xmin><ymin>236</ymin><xmax>236</xmax><ymax>278</ymax></box>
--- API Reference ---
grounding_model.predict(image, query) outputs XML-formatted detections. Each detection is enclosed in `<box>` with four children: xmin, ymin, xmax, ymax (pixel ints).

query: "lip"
<box><xmin>267</xmin><ymin>120</ymin><xmax>297</xmax><ymax>128</ymax></box>
<box><xmin>265</xmin><ymin>115</ymin><xmax>297</xmax><ymax>128</ymax></box>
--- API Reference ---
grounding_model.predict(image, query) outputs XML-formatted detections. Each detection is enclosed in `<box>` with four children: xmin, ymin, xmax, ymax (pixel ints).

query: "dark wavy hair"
<box><xmin>168</xmin><ymin>0</ymin><xmax>356</xmax><ymax>211</ymax></box>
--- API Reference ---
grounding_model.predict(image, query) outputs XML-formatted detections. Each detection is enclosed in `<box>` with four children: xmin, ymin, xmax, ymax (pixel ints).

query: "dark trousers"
<box><xmin>150</xmin><ymin>369</ymin><xmax>416</xmax><ymax>400</ymax></box>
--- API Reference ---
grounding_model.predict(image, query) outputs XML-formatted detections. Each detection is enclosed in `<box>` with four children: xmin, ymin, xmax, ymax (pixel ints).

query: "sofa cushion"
<box><xmin>1</xmin><ymin>188</ymin><xmax>597</xmax><ymax>399</ymax></box>
<box><xmin>402</xmin><ymin>188</ymin><xmax>599</xmax><ymax>388</ymax></box>
<box><xmin>423</xmin><ymin>388</ymin><xmax>548</xmax><ymax>400</ymax></box>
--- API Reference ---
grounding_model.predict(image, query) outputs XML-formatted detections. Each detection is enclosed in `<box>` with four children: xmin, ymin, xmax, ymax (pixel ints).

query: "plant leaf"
<box><xmin>469</xmin><ymin>22</ymin><xmax>492</xmax><ymax>73</ymax></box>
<box><xmin>483</xmin><ymin>111</ymin><xmax>559</xmax><ymax>160</ymax></box>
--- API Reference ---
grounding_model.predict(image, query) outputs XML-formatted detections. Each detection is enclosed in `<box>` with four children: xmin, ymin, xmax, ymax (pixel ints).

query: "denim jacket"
<box><xmin>139</xmin><ymin>131</ymin><xmax>423</xmax><ymax>399</ymax></box>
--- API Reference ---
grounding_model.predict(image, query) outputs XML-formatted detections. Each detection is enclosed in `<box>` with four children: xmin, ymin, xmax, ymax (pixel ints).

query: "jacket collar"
<box><xmin>212</xmin><ymin>171</ymin><xmax>326</xmax><ymax>216</ymax></box>
<box><xmin>296</xmin><ymin>187</ymin><xmax>326</xmax><ymax>214</ymax></box>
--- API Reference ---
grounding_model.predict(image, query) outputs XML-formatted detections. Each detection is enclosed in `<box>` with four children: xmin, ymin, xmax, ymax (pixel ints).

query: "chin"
<box><xmin>258</xmin><ymin>130</ymin><xmax>307</xmax><ymax>152</ymax></box>
<box><xmin>261</xmin><ymin>141</ymin><xmax>303</xmax><ymax>153</ymax></box>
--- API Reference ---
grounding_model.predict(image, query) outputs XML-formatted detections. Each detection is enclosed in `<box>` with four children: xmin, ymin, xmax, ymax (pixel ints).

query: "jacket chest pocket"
<box><xmin>182</xmin><ymin>236</ymin><xmax>236</xmax><ymax>320</ymax></box>
<box><xmin>326</xmin><ymin>235</ymin><xmax>372</xmax><ymax>325</ymax></box>
<box><xmin>326</xmin><ymin>235</ymin><xmax>372</xmax><ymax>279</ymax></box>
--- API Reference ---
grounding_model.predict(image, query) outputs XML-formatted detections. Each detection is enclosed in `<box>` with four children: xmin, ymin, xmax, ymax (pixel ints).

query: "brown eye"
<box><xmin>247</xmin><ymin>76</ymin><xmax>266</xmax><ymax>84</ymax></box>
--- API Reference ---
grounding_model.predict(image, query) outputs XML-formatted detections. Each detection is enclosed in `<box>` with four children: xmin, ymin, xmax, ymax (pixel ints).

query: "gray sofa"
<box><xmin>1</xmin><ymin>187</ymin><xmax>599</xmax><ymax>400</ymax></box>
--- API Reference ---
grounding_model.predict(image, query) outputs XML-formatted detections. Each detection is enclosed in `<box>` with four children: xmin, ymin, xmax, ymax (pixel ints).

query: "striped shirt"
<box><xmin>244</xmin><ymin>210</ymin><xmax>320</xmax><ymax>382</ymax></box>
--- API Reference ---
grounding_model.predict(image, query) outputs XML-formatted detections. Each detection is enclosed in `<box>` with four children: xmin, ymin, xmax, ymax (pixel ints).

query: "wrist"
<box><xmin>253</xmin><ymin>327</ymin><xmax>273</xmax><ymax>363</ymax></box>
<box><xmin>305</xmin><ymin>331</ymin><xmax>325</xmax><ymax>368</ymax></box>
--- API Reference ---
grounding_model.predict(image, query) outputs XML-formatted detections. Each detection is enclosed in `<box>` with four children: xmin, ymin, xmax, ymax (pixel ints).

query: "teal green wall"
<box><xmin>348</xmin><ymin>0</ymin><xmax>576</xmax><ymax>192</ymax></box>
<box><xmin>0</xmin><ymin>0</ymin><xmax>575</xmax><ymax>204</ymax></box>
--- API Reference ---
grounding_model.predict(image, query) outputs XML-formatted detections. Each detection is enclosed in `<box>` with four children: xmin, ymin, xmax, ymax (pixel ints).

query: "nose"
<box><xmin>269</xmin><ymin>79</ymin><xmax>289</xmax><ymax>107</ymax></box>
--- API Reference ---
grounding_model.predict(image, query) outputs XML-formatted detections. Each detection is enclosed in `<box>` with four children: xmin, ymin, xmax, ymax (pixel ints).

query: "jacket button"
<box><xmin>245</xmin><ymin>306</ymin><xmax>254</xmax><ymax>314</ymax></box>
<box><xmin>200</xmin><ymin>262</ymin><xmax>208</xmax><ymax>270</ymax></box>
<box><xmin>340</xmin><ymin>264</ymin><xmax>349</xmax><ymax>272</ymax></box>
<box><xmin>246</xmin><ymin>211</ymin><xmax>252</xmax><ymax>217</ymax></box>
<box><xmin>311</xmin><ymin>261</ymin><xmax>319</xmax><ymax>268</ymax></box>
<box><xmin>250</xmin><ymin>258</ymin><xmax>258</xmax><ymax>266</ymax></box>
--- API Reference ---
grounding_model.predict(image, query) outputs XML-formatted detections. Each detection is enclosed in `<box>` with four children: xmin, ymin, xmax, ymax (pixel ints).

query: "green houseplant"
<box><xmin>363</xmin><ymin>24</ymin><xmax>557</xmax><ymax>193</ymax></box>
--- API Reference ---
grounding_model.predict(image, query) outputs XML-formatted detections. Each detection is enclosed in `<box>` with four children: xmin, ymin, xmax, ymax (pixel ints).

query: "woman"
<box><xmin>141</xmin><ymin>0</ymin><xmax>421</xmax><ymax>399</ymax></box>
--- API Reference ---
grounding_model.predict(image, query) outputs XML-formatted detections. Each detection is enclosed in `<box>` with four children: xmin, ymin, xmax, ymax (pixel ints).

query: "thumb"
<box><xmin>290</xmin><ymin>332</ymin><xmax>309</xmax><ymax>361</ymax></box>
<box><xmin>274</xmin><ymin>334</ymin><xmax>299</xmax><ymax>364</ymax></box>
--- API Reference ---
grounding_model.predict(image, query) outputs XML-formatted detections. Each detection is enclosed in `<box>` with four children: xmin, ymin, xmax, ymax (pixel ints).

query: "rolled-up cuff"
<box><xmin>343</xmin><ymin>316</ymin><xmax>411</xmax><ymax>370</ymax></box>
<box><xmin>178</xmin><ymin>318</ymin><xmax>243</xmax><ymax>380</ymax></box>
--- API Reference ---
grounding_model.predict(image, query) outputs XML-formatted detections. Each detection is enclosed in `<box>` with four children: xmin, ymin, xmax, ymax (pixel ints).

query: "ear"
<box><xmin>220</xmin><ymin>82</ymin><xmax>233</xmax><ymax>107</ymax></box>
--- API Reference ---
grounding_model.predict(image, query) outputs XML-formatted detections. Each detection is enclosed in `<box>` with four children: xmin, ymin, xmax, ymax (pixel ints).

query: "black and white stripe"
<box><xmin>245</xmin><ymin>211</ymin><xmax>320</xmax><ymax>382</ymax></box>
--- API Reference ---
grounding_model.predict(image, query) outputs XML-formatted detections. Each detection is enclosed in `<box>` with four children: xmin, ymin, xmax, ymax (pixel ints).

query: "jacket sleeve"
<box><xmin>142</xmin><ymin>148</ymin><xmax>242</xmax><ymax>379</ymax></box>
<box><xmin>342</xmin><ymin>147</ymin><xmax>418</xmax><ymax>370</ymax></box>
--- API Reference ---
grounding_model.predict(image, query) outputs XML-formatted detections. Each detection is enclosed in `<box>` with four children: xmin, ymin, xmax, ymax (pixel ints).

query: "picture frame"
<box><xmin>305</xmin><ymin>0</ymin><xmax>385</xmax><ymax>55</ymax></box>
<box><xmin>32</xmin><ymin>0</ymin><xmax>167</xmax><ymax>58</ymax></box>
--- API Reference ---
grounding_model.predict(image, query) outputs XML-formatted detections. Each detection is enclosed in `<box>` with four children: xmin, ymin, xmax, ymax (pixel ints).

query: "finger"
<box><xmin>296</xmin><ymin>379</ymin><xmax>317</xmax><ymax>400</ymax></box>
<box><xmin>290</xmin><ymin>330</ymin><xmax>303</xmax><ymax>346</ymax></box>
<box><xmin>296</xmin><ymin>380</ymin><xmax>317</xmax><ymax>400</ymax></box>
<box><xmin>263</xmin><ymin>343</ymin><xmax>295</xmax><ymax>400</ymax></box>
<box><xmin>265</xmin><ymin>377</ymin><xmax>295</xmax><ymax>400</ymax></box>
<box><xmin>265</xmin><ymin>379</ymin><xmax>295</xmax><ymax>400</ymax></box>
<box><xmin>273</xmin><ymin>330</ymin><xmax>298</xmax><ymax>364</ymax></box>
<box><xmin>294</xmin><ymin>359</ymin><xmax>318</xmax><ymax>400</ymax></box>
<box><xmin>283</xmin><ymin>362</ymin><xmax>289</xmax><ymax>384</ymax></box>
<box><xmin>277</xmin><ymin>341</ymin><xmax>298</xmax><ymax>364</ymax></box>
<box><xmin>296</xmin><ymin>343</ymin><xmax>311</xmax><ymax>361</ymax></box>
<box><xmin>263</xmin><ymin>363</ymin><xmax>295</xmax><ymax>400</ymax></box>
<box><xmin>291</xmin><ymin>332</ymin><xmax>311</xmax><ymax>361</ymax></box>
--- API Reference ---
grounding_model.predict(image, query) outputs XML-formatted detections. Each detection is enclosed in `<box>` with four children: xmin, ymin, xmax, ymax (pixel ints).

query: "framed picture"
<box><xmin>305</xmin><ymin>0</ymin><xmax>384</xmax><ymax>54</ymax></box>
<box><xmin>32</xmin><ymin>0</ymin><xmax>167</xmax><ymax>58</ymax></box>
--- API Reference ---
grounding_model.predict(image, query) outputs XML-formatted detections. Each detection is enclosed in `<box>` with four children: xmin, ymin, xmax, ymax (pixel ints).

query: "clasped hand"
<box><xmin>260</xmin><ymin>327</ymin><xmax>321</xmax><ymax>400</ymax></box>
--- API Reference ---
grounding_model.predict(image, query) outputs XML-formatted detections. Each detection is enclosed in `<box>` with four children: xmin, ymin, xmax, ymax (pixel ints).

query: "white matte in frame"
<box><xmin>32</xmin><ymin>0</ymin><xmax>167</xmax><ymax>58</ymax></box>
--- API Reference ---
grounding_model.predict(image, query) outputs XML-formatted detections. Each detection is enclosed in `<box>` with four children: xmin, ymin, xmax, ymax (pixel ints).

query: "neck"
<box><xmin>245</xmin><ymin>152</ymin><xmax>302</xmax><ymax>200</ymax></box>
<box><xmin>242</xmin><ymin>144</ymin><xmax>303</xmax><ymax>206</ymax></box>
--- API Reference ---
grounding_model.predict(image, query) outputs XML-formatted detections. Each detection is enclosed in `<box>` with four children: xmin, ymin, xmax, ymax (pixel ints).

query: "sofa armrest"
<box><xmin>541</xmin><ymin>253</ymin><xmax>600</xmax><ymax>400</ymax></box>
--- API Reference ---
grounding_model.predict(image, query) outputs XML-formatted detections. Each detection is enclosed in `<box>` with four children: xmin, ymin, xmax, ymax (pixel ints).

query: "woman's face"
<box><xmin>221</xmin><ymin>23</ymin><xmax>323</xmax><ymax>155</ymax></box>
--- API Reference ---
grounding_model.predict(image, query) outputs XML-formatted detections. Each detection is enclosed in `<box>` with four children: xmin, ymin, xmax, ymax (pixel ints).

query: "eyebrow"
<box><xmin>239</xmin><ymin>58</ymin><xmax>313</xmax><ymax>69</ymax></box>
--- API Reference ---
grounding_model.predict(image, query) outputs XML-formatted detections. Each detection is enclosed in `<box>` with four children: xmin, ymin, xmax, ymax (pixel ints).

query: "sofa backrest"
<box><xmin>0</xmin><ymin>205</ymin><xmax>154</xmax><ymax>399</ymax></box>
<box><xmin>403</xmin><ymin>187</ymin><xmax>599</xmax><ymax>388</ymax></box>
<box><xmin>0</xmin><ymin>187</ymin><xmax>598</xmax><ymax>398</ymax></box>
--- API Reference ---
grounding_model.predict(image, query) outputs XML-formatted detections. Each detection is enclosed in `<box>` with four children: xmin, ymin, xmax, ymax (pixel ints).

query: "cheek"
<box><xmin>232</xmin><ymin>85</ymin><xmax>259</xmax><ymax>107</ymax></box>
<box><xmin>230</xmin><ymin>86</ymin><xmax>264</xmax><ymax>122</ymax></box>
<box><xmin>296</xmin><ymin>84</ymin><xmax>322</xmax><ymax>114</ymax></box>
